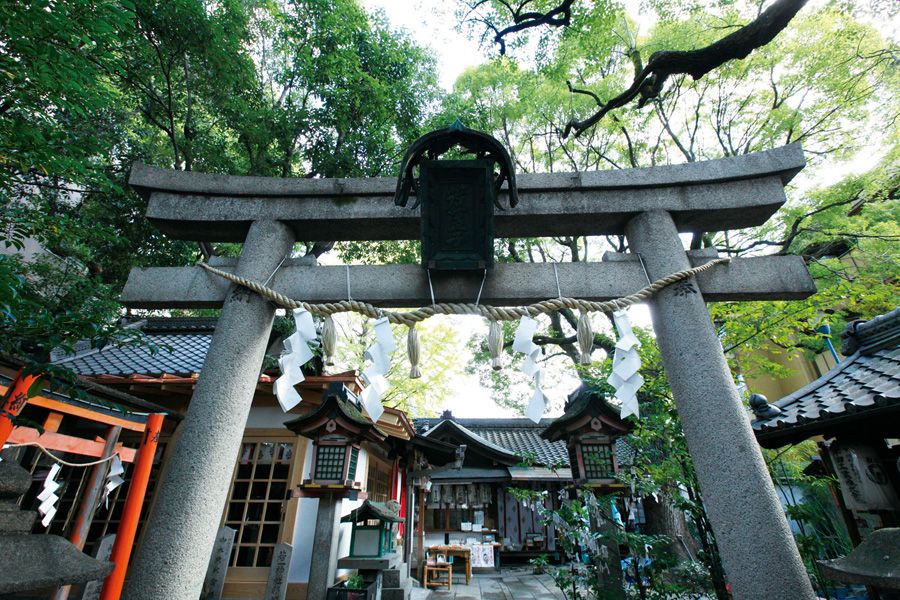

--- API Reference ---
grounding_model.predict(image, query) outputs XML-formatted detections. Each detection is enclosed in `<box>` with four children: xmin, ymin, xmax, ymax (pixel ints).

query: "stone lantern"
<box><xmin>394</xmin><ymin>120</ymin><xmax>518</xmax><ymax>271</ymax></box>
<box><xmin>285</xmin><ymin>382</ymin><xmax>386</xmax><ymax>499</ymax></box>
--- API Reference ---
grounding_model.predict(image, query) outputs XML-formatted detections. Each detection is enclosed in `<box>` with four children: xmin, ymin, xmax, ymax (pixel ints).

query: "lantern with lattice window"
<box><xmin>542</xmin><ymin>385</ymin><xmax>632</xmax><ymax>488</ymax></box>
<box><xmin>285</xmin><ymin>383</ymin><xmax>386</xmax><ymax>499</ymax></box>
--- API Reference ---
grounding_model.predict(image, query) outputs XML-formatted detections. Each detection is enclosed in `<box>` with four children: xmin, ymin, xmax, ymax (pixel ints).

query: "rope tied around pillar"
<box><xmin>196</xmin><ymin>257</ymin><xmax>732</xmax><ymax>327</ymax></box>
<box><xmin>4</xmin><ymin>442</ymin><xmax>121</xmax><ymax>467</ymax></box>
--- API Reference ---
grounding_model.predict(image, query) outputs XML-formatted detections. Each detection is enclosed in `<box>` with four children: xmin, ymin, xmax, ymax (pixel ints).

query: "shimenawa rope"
<box><xmin>4</xmin><ymin>442</ymin><xmax>120</xmax><ymax>467</ymax></box>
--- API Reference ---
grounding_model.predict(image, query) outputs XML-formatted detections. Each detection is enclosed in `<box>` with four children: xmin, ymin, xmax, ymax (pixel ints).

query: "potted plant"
<box><xmin>325</xmin><ymin>572</ymin><xmax>377</xmax><ymax>600</ymax></box>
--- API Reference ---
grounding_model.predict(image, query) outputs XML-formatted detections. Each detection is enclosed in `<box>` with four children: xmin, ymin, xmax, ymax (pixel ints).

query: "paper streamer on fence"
<box><xmin>274</xmin><ymin>308</ymin><xmax>318</xmax><ymax>412</ymax></box>
<box><xmin>37</xmin><ymin>463</ymin><xmax>61</xmax><ymax>528</ymax></box>
<box><xmin>103</xmin><ymin>455</ymin><xmax>125</xmax><ymax>509</ymax></box>
<box><xmin>607</xmin><ymin>309</ymin><xmax>643</xmax><ymax>419</ymax></box>
<box><xmin>513</xmin><ymin>316</ymin><xmax>548</xmax><ymax>423</ymax></box>
<box><xmin>360</xmin><ymin>316</ymin><xmax>396</xmax><ymax>423</ymax></box>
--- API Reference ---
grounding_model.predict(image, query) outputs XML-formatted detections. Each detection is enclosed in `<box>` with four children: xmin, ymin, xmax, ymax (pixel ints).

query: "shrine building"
<box><xmin>2</xmin><ymin>315</ymin><xmax>631</xmax><ymax>599</ymax></box>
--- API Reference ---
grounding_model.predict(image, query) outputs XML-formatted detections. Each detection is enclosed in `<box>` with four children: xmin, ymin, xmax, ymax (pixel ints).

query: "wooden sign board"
<box><xmin>81</xmin><ymin>534</ymin><xmax>116</xmax><ymax>600</ymax></box>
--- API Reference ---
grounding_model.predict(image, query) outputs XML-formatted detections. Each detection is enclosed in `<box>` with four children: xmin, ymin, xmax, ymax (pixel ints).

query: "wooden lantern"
<box><xmin>285</xmin><ymin>383</ymin><xmax>386</xmax><ymax>498</ymax></box>
<box><xmin>542</xmin><ymin>385</ymin><xmax>632</xmax><ymax>488</ymax></box>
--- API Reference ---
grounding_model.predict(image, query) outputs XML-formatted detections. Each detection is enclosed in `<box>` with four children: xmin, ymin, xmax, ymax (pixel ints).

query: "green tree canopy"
<box><xmin>1</xmin><ymin>0</ymin><xmax>439</xmax><ymax>372</ymax></box>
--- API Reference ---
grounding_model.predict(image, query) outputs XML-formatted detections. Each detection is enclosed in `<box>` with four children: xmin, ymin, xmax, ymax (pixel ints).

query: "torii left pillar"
<box><xmin>123</xmin><ymin>221</ymin><xmax>294</xmax><ymax>599</ymax></box>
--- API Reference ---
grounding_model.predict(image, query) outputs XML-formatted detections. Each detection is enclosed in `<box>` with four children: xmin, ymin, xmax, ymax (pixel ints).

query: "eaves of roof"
<box><xmin>422</xmin><ymin>420</ymin><xmax>521</xmax><ymax>466</ymax></box>
<box><xmin>752</xmin><ymin>309</ymin><xmax>900</xmax><ymax>448</ymax></box>
<box><xmin>0</xmin><ymin>356</ymin><xmax>183</xmax><ymax>421</ymax></box>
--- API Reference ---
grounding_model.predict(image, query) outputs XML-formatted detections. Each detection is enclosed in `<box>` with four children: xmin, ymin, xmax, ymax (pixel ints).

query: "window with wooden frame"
<box><xmin>366</xmin><ymin>457</ymin><xmax>391</xmax><ymax>503</ymax></box>
<box><xmin>223</xmin><ymin>439</ymin><xmax>295</xmax><ymax>568</ymax></box>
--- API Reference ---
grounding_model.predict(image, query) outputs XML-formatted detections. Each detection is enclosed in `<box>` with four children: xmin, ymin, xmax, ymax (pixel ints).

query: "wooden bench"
<box><xmin>424</xmin><ymin>563</ymin><xmax>452</xmax><ymax>590</ymax></box>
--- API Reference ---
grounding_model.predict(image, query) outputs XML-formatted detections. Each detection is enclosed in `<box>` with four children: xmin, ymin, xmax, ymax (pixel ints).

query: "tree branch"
<box><xmin>564</xmin><ymin>0</ymin><xmax>809</xmax><ymax>138</ymax></box>
<box><xmin>489</xmin><ymin>0</ymin><xmax>575</xmax><ymax>55</ymax></box>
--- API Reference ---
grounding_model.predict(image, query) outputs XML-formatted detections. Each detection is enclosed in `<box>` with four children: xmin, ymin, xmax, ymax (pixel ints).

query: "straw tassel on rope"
<box><xmin>407</xmin><ymin>324</ymin><xmax>421</xmax><ymax>379</ymax></box>
<box><xmin>321</xmin><ymin>315</ymin><xmax>337</xmax><ymax>366</ymax></box>
<box><xmin>488</xmin><ymin>320</ymin><xmax>504</xmax><ymax>370</ymax></box>
<box><xmin>576</xmin><ymin>310</ymin><xmax>593</xmax><ymax>365</ymax></box>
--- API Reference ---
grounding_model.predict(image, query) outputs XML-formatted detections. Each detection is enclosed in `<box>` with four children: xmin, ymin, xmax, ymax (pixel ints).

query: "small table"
<box><xmin>427</xmin><ymin>545</ymin><xmax>471</xmax><ymax>584</ymax></box>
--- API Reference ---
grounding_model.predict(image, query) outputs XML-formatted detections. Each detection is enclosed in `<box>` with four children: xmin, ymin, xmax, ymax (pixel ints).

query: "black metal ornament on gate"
<box><xmin>394</xmin><ymin>120</ymin><xmax>518</xmax><ymax>270</ymax></box>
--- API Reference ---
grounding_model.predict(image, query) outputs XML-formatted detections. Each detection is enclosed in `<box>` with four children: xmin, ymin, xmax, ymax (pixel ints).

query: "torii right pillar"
<box><xmin>626</xmin><ymin>210</ymin><xmax>815</xmax><ymax>599</ymax></box>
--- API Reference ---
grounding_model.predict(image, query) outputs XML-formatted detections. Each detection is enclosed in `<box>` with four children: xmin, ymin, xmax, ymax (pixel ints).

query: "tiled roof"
<box><xmin>415</xmin><ymin>416</ymin><xmax>570</xmax><ymax>467</ymax></box>
<box><xmin>54</xmin><ymin>318</ymin><xmax>216</xmax><ymax>377</ymax></box>
<box><xmin>542</xmin><ymin>383</ymin><xmax>631</xmax><ymax>442</ymax></box>
<box><xmin>341</xmin><ymin>500</ymin><xmax>402</xmax><ymax>523</ymax></box>
<box><xmin>752</xmin><ymin>308</ymin><xmax>900</xmax><ymax>447</ymax></box>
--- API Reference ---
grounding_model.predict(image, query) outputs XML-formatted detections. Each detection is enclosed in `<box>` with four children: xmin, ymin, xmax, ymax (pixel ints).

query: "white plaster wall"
<box><xmin>335</xmin><ymin>497</ymin><xmax>361</xmax><ymax>579</ymax></box>
<box><xmin>287</xmin><ymin>444</ymin><xmax>370</xmax><ymax>583</ymax></box>
<box><xmin>289</xmin><ymin>439</ymin><xmax>315</xmax><ymax>583</ymax></box>
<box><xmin>289</xmin><ymin>497</ymin><xmax>318</xmax><ymax>582</ymax></box>
<box><xmin>245</xmin><ymin>406</ymin><xmax>297</xmax><ymax>429</ymax></box>
<box><xmin>335</xmin><ymin>449</ymin><xmax>369</xmax><ymax>576</ymax></box>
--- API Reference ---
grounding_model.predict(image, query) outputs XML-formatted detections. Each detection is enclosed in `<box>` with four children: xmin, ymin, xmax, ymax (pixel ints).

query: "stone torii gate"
<box><xmin>120</xmin><ymin>144</ymin><xmax>817</xmax><ymax>599</ymax></box>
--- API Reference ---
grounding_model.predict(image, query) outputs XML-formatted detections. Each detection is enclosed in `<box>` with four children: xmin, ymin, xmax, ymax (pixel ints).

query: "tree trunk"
<box><xmin>592</xmin><ymin>517</ymin><xmax>626</xmax><ymax>600</ymax></box>
<box><xmin>642</xmin><ymin>495</ymin><xmax>699</xmax><ymax>563</ymax></box>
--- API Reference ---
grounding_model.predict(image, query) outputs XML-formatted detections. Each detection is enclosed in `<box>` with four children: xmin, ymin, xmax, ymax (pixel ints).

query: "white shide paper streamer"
<box><xmin>103</xmin><ymin>455</ymin><xmax>125</xmax><ymax>509</ymax></box>
<box><xmin>513</xmin><ymin>316</ymin><xmax>548</xmax><ymax>423</ymax></box>
<box><xmin>360</xmin><ymin>317</ymin><xmax>395</xmax><ymax>423</ymax></box>
<box><xmin>37</xmin><ymin>463</ymin><xmax>62</xmax><ymax>528</ymax></box>
<box><xmin>607</xmin><ymin>309</ymin><xmax>644</xmax><ymax>419</ymax></box>
<box><xmin>274</xmin><ymin>308</ymin><xmax>318</xmax><ymax>412</ymax></box>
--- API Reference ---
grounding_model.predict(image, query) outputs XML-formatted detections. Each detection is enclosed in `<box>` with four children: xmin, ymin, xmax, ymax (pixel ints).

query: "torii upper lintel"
<box><xmin>129</xmin><ymin>144</ymin><xmax>805</xmax><ymax>243</ymax></box>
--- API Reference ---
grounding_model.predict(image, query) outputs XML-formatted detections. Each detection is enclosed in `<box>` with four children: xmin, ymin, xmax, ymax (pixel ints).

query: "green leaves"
<box><xmin>0</xmin><ymin>0</ymin><xmax>132</xmax><ymax>190</ymax></box>
<box><xmin>0</xmin><ymin>0</ymin><xmax>438</xmax><ymax>373</ymax></box>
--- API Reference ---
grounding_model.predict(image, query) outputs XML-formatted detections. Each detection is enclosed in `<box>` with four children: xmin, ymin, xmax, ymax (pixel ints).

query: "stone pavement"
<box><xmin>410</xmin><ymin>568</ymin><xmax>567</xmax><ymax>600</ymax></box>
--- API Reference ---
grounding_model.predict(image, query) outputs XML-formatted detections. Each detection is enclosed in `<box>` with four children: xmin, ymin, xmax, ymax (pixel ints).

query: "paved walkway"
<box><xmin>410</xmin><ymin>568</ymin><xmax>567</xmax><ymax>600</ymax></box>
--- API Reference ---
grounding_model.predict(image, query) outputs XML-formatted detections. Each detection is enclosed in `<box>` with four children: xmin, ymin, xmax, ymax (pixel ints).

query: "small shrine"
<box><xmin>285</xmin><ymin>382</ymin><xmax>386</xmax><ymax>499</ymax></box>
<box><xmin>541</xmin><ymin>384</ymin><xmax>632</xmax><ymax>489</ymax></box>
<box><xmin>342</xmin><ymin>500</ymin><xmax>403</xmax><ymax>558</ymax></box>
<box><xmin>333</xmin><ymin>501</ymin><xmax>406</xmax><ymax>600</ymax></box>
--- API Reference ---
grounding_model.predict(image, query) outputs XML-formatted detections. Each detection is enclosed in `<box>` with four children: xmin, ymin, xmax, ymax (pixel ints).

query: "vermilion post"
<box><xmin>99</xmin><ymin>413</ymin><xmax>164</xmax><ymax>600</ymax></box>
<box><xmin>0</xmin><ymin>370</ymin><xmax>40</xmax><ymax>447</ymax></box>
<box><xmin>398</xmin><ymin>469</ymin><xmax>407</xmax><ymax>539</ymax></box>
<box><xmin>389</xmin><ymin>457</ymin><xmax>399</xmax><ymax>501</ymax></box>
<box><xmin>55</xmin><ymin>425</ymin><xmax>123</xmax><ymax>600</ymax></box>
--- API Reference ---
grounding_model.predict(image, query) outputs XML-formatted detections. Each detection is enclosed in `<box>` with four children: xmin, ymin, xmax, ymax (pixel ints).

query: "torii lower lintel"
<box><xmin>121</xmin><ymin>253</ymin><xmax>815</xmax><ymax>309</ymax></box>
